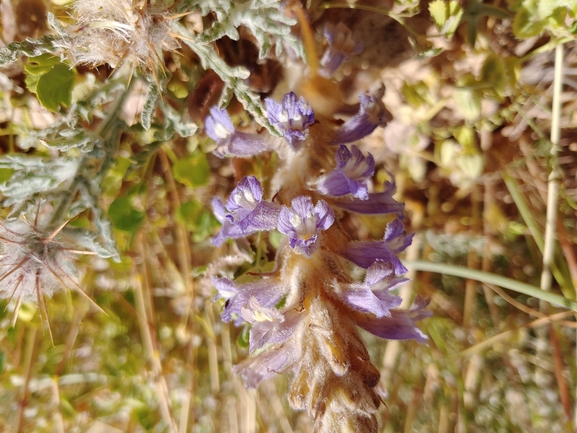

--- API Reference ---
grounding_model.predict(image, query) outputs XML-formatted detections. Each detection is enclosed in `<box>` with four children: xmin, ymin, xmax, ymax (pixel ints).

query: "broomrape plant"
<box><xmin>0</xmin><ymin>0</ymin><xmax>429</xmax><ymax>431</ymax></box>
<box><xmin>209</xmin><ymin>89</ymin><xmax>429</xmax><ymax>432</ymax></box>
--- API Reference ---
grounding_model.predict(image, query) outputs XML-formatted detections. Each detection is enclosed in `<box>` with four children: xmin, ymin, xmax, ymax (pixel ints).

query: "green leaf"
<box><xmin>24</xmin><ymin>54</ymin><xmax>62</xmax><ymax>93</ymax></box>
<box><xmin>513</xmin><ymin>4</ymin><xmax>546</xmax><ymax>38</ymax></box>
<box><xmin>108</xmin><ymin>196</ymin><xmax>145</xmax><ymax>233</ymax></box>
<box><xmin>173</xmin><ymin>152</ymin><xmax>210</xmax><ymax>187</ymax></box>
<box><xmin>404</xmin><ymin>260</ymin><xmax>577</xmax><ymax>311</ymax></box>
<box><xmin>429</xmin><ymin>0</ymin><xmax>448</xmax><ymax>27</ymax></box>
<box><xmin>36</xmin><ymin>63</ymin><xmax>75</xmax><ymax>112</ymax></box>
<box><xmin>24</xmin><ymin>53</ymin><xmax>61</xmax><ymax>75</ymax></box>
<box><xmin>480</xmin><ymin>53</ymin><xmax>507</xmax><ymax>94</ymax></box>
<box><xmin>430</xmin><ymin>0</ymin><xmax>463</xmax><ymax>37</ymax></box>
<box><xmin>177</xmin><ymin>199</ymin><xmax>220</xmax><ymax>241</ymax></box>
<box><xmin>0</xmin><ymin>35</ymin><xmax>59</xmax><ymax>65</ymax></box>
<box><xmin>453</xmin><ymin>87</ymin><xmax>481</xmax><ymax>121</ymax></box>
<box><xmin>140</xmin><ymin>83</ymin><xmax>159</xmax><ymax>130</ymax></box>
<box><xmin>237</xmin><ymin>325</ymin><xmax>250</xmax><ymax>348</ymax></box>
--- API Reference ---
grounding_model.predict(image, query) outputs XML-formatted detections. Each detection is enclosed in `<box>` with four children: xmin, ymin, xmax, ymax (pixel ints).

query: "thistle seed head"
<box><xmin>63</xmin><ymin>0</ymin><xmax>180</xmax><ymax>72</ymax></box>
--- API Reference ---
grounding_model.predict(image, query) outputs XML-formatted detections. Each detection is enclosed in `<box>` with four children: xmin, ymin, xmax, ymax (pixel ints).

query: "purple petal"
<box><xmin>240</xmin><ymin>202</ymin><xmax>281</xmax><ymax>232</ymax></box>
<box><xmin>206</xmin><ymin>107</ymin><xmax>269</xmax><ymax>158</ymax></box>
<box><xmin>250</xmin><ymin>308</ymin><xmax>304</xmax><ymax>352</ymax></box>
<box><xmin>212</xmin><ymin>177</ymin><xmax>281</xmax><ymax>245</ymax></box>
<box><xmin>365</xmin><ymin>261</ymin><xmax>409</xmax><ymax>294</ymax></box>
<box><xmin>354</xmin><ymin>308</ymin><xmax>429</xmax><ymax>343</ymax></box>
<box><xmin>233</xmin><ymin>344</ymin><xmax>297</xmax><ymax>388</ymax></box>
<box><xmin>317</xmin><ymin>145</ymin><xmax>374</xmax><ymax>200</ymax></box>
<box><xmin>321</xmin><ymin>23</ymin><xmax>363</xmax><ymax>76</ymax></box>
<box><xmin>241</xmin><ymin>296</ymin><xmax>284</xmax><ymax>324</ymax></box>
<box><xmin>215</xmin><ymin>131</ymin><xmax>269</xmax><ymax>158</ymax></box>
<box><xmin>352</xmin><ymin>295</ymin><xmax>430</xmax><ymax>343</ymax></box>
<box><xmin>330</xmin><ymin>180</ymin><xmax>405</xmax><ymax>215</ymax></box>
<box><xmin>338</xmin><ymin>219</ymin><xmax>413</xmax><ymax>273</ymax></box>
<box><xmin>211</xmin><ymin>197</ymin><xmax>227</xmax><ymax>224</ymax></box>
<box><xmin>341</xmin><ymin>287</ymin><xmax>400</xmax><ymax>318</ymax></box>
<box><xmin>226</xmin><ymin>176</ymin><xmax>264</xmax><ymax>216</ymax></box>
<box><xmin>277</xmin><ymin>196</ymin><xmax>335</xmax><ymax>256</ymax></box>
<box><xmin>339</xmin><ymin>260</ymin><xmax>408</xmax><ymax>317</ymax></box>
<box><xmin>212</xmin><ymin>276</ymin><xmax>238</xmax><ymax>300</ymax></box>
<box><xmin>211</xmin><ymin>197</ymin><xmax>246</xmax><ymax>246</ymax></box>
<box><xmin>329</xmin><ymin>94</ymin><xmax>391</xmax><ymax>145</ymax></box>
<box><xmin>205</xmin><ymin>107</ymin><xmax>234</xmax><ymax>141</ymax></box>
<box><xmin>212</xmin><ymin>277</ymin><xmax>286</xmax><ymax>325</ymax></box>
<box><xmin>266</xmin><ymin>92</ymin><xmax>315</xmax><ymax>147</ymax></box>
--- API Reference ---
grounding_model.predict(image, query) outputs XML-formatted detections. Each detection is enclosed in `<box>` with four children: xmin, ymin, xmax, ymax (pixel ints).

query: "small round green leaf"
<box><xmin>36</xmin><ymin>63</ymin><xmax>75</xmax><ymax>112</ymax></box>
<box><xmin>173</xmin><ymin>152</ymin><xmax>210</xmax><ymax>187</ymax></box>
<box><xmin>108</xmin><ymin>196</ymin><xmax>145</xmax><ymax>233</ymax></box>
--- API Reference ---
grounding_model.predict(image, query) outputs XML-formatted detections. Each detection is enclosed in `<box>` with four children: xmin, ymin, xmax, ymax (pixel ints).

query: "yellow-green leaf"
<box><xmin>173</xmin><ymin>153</ymin><xmax>210</xmax><ymax>187</ymax></box>
<box><xmin>36</xmin><ymin>63</ymin><xmax>74</xmax><ymax>112</ymax></box>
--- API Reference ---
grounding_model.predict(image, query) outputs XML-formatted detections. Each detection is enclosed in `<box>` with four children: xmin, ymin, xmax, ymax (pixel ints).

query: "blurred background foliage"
<box><xmin>0</xmin><ymin>0</ymin><xmax>577</xmax><ymax>432</ymax></box>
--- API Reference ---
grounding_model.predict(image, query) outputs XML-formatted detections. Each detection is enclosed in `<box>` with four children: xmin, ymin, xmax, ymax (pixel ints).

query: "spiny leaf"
<box><xmin>0</xmin><ymin>36</ymin><xmax>60</xmax><ymax>65</ymax></box>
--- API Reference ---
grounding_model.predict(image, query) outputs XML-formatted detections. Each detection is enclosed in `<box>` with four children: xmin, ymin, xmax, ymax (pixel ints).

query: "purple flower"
<box><xmin>233</xmin><ymin>343</ymin><xmax>298</xmax><ymax>388</ymax></box>
<box><xmin>338</xmin><ymin>218</ymin><xmax>413</xmax><ymax>274</ymax></box>
<box><xmin>205</xmin><ymin>106</ymin><xmax>235</xmax><ymax>141</ymax></box>
<box><xmin>212</xmin><ymin>276</ymin><xmax>286</xmax><ymax>325</ymax></box>
<box><xmin>352</xmin><ymin>295</ymin><xmax>431</xmax><ymax>343</ymax></box>
<box><xmin>212</xmin><ymin>176</ymin><xmax>280</xmax><ymax>246</ymax></box>
<box><xmin>316</xmin><ymin>145</ymin><xmax>374</xmax><ymax>200</ymax></box>
<box><xmin>205</xmin><ymin>107</ymin><xmax>268</xmax><ymax>158</ymax></box>
<box><xmin>248</xmin><ymin>306</ymin><xmax>304</xmax><ymax>353</ymax></box>
<box><xmin>338</xmin><ymin>260</ymin><xmax>406</xmax><ymax>318</ymax></box>
<box><xmin>329</xmin><ymin>94</ymin><xmax>392</xmax><ymax>145</ymax></box>
<box><xmin>265</xmin><ymin>92</ymin><xmax>315</xmax><ymax>148</ymax></box>
<box><xmin>321</xmin><ymin>22</ymin><xmax>363</xmax><ymax>76</ymax></box>
<box><xmin>277</xmin><ymin>196</ymin><xmax>335</xmax><ymax>256</ymax></box>
<box><xmin>329</xmin><ymin>178</ymin><xmax>405</xmax><ymax>216</ymax></box>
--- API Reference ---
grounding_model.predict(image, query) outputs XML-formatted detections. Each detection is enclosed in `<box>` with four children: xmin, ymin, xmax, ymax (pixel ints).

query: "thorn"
<box><xmin>0</xmin><ymin>257</ymin><xmax>30</xmax><ymax>284</ymax></box>
<box><xmin>45</xmin><ymin>219</ymin><xmax>72</xmax><ymax>242</ymax></box>
<box><xmin>9</xmin><ymin>295</ymin><xmax>23</xmax><ymax>328</ymax></box>
<box><xmin>35</xmin><ymin>271</ymin><xmax>54</xmax><ymax>346</ymax></box>
<box><xmin>6</xmin><ymin>274</ymin><xmax>25</xmax><ymax>306</ymax></box>
<box><xmin>63</xmin><ymin>249</ymin><xmax>98</xmax><ymax>256</ymax></box>
<box><xmin>43</xmin><ymin>263</ymin><xmax>107</xmax><ymax>316</ymax></box>
<box><xmin>168</xmin><ymin>32</ymin><xmax>195</xmax><ymax>43</ymax></box>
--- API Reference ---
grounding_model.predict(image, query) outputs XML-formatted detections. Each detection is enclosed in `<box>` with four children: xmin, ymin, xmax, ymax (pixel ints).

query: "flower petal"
<box><xmin>211</xmin><ymin>277</ymin><xmax>286</xmax><ymax>325</ymax></box>
<box><xmin>352</xmin><ymin>296</ymin><xmax>430</xmax><ymax>343</ymax></box>
<box><xmin>316</xmin><ymin>145</ymin><xmax>374</xmax><ymax>200</ymax></box>
<box><xmin>329</xmin><ymin>94</ymin><xmax>391</xmax><ymax>145</ymax></box>
<box><xmin>277</xmin><ymin>196</ymin><xmax>334</xmax><ymax>256</ymax></box>
<box><xmin>233</xmin><ymin>344</ymin><xmax>297</xmax><ymax>388</ymax></box>
<box><xmin>266</xmin><ymin>92</ymin><xmax>314</xmax><ymax>148</ymax></box>
<box><xmin>338</xmin><ymin>219</ymin><xmax>413</xmax><ymax>273</ymax></box>
<box><xmin>330</xmin><ymin>180</ymin><xmax>405</xmax><ymax>215</ymax></box>
<box><xmin>250</xmin><ymin>308</ymin><xmax>304</xmax><ymax>352</ymax></box>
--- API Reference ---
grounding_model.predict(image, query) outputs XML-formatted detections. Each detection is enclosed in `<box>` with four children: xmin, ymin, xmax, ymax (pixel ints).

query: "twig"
<box><xmin>15</xmin><ymin>327</ymin><xmax>38</xmax><ymax>433</ymax></box>
<box><xmin>51</xmin><ymin>377</ymin><xmax>65</xmax><ymax>433</ymax></box>
<box><xmin>134</xmin><ymin>239</ymin><xmax>178</xmax><ymax>433</ymax></box>
<box><xmin>460</xmin><ymin>310</ymin><xmax>575</xmax><ymax>358</ymax></box>
<box><xmin>540</xmin><ymin>42</ymin><xmax>563</xmax><ymax>299</ymax></box>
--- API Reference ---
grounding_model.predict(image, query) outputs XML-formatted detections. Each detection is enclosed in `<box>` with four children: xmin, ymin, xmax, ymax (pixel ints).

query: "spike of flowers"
<box><xmin>210</xmin><ymin>88</ymin><xmax>429</xmax><ymax>432</ymax></box>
